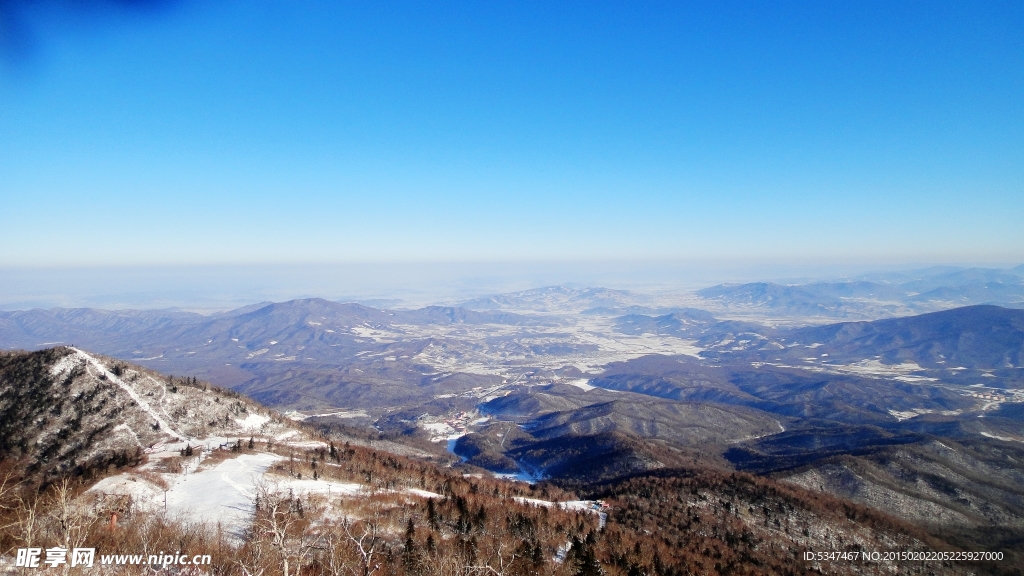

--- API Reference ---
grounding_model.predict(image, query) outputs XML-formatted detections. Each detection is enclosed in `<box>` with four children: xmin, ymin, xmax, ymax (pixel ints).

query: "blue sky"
<box><xmin>1</xmin><ymin>0</ymin><xmax>1022</xmax><ymax>267</ymax></box>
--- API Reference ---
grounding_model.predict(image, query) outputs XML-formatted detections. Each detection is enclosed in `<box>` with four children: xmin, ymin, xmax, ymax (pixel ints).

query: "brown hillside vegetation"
<box><xmin>2</xmin><ymin>437</ymin><xmax>1005</xmax><ymax>576</ymax></box>
<box><xmin>588</xmin><ymin>469</ymin><xmax>1003</xmax><ymax>575</ymax></box>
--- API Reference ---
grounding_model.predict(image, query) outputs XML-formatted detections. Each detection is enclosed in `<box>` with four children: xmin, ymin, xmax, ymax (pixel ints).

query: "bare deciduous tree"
<box><xmin>250</xmin><ymin>481</ymin><xmax>308</xmax><ymax>576</ymax></box>
<box><xmin>340</xmin><ymin>517</ymin><xmax>382</xmax><ymax>576</ymax></box>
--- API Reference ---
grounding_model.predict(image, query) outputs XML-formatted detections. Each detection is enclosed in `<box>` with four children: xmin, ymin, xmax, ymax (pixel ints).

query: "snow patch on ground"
<box><xmin>112</xmin><ymin>423</ymin><xmax>144</xmax><ymax>448</ymax></box>
<box><xmin>318</xmin><ymin>410</ymin><xmax>369</xmax><ymax>419</ymax></box>
<box><xmin>407</xmin><ymin>488</ymin><xmax>443</xmax><ymax>499</ymax></box>
<box><xmin>348</xmin><ymin>325</ymin><xmax>400</xmax><ymax>343</ymax></box>
<box><xmin>888</xmin><ymin>408</ymin><xmax>963</xmax><ymax>421</ymax></box>
<box><xmin>766</xmin><ymin>358</ymin><xmax>940</xmax><ymax>383</ymax></box>
<box><xmin>268</xmin><ymin>477</ymin><xmax>364</xmax><ymax>498</ymax></box>
<box><xmin>287</xmin><ymin>409</ymin><xmax>369</xmax><ymax>420</ymax></box>
<box><xmin>422</xmin><ymin>422</ymin><xmax>464</xmax><ymax>443</ymax></box>
<box><xmin>422</xmin><ymin>422</ymin><xmax>455</xmax><ymax>435</ymax></box>
<box><xmin>49</xmin><ymin>352</ymin><xmax>82</xmax><ymax>378</ymax></box>
<box><xmin>981</xmin><ymin>431</ymin><xmax>1023</xmax><ymax>443</ymax></box>
<box><xmin>566</xmin><ymin>379</ymin><xmax>594</xmax><ymax>391</ymax></box>
<box><xmin>512</xmin><ymin>498</ymin><xmax>607</xmax><ymax>527</ymax></box>
<box><xmin>826</xmin><ymin>359</ymin><xmax>938</xmax><ymax>382</ymax></box>
<box><xmin>235</xmin><ymin>413</ymin><xmax>271</xmax><ymax>431</ymax></box>
<box><xmin>493</xmin><ymin>469</ymin><xmax>543</xmax><ymax>483</ymax></box>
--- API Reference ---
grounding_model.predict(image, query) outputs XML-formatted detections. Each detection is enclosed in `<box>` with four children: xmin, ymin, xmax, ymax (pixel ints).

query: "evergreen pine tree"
<box><xmin>402</xmin><ymin>519</ymin><xmax>421</xmax><ymax>575</ymax></box>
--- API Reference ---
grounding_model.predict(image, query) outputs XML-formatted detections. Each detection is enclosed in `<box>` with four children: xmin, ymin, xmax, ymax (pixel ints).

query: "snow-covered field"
<box><xmin>566</xmin><ymin>379</ymin><xmax>595</xmax><ymax>391</ymax></box>
<box><xmin>760</xmin><ymin>358</ymin><xmax>939</xmax><ymax>383</ymax></box>
<box><xmin>397</xmin><ymin>316</ymin><xmax>704</xmax><ymax>379</ymax></box>
<box><xmin>89</xmin><ymin>446</ymin><xmax>441</xmax><ymax>538</ymax></box>
<box><xmin>824</xmin><ymin>359</ymin><xmax>938</xmax><ymax>382</ymax></box>
<box><xmin>89</xmin><ymin>452</ymin><xmax>281</xmax><ymax>536</ymax></box>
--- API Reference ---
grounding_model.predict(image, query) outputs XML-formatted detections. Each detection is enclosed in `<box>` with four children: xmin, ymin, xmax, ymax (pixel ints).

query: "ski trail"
<box><xmin>71</xmin><ymin>348</ymin><xmax>186</xmax><ymax>440</ymax></box>
<box><xmin>221</xmin><ymin>471</ymin><xmax>255</xmax><ymax>499</ymax></box>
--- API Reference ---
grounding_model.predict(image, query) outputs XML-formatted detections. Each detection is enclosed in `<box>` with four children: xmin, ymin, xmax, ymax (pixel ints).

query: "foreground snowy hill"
<box><xmin>0</xmin><ymin>346</ymin><xmax>290</xmax><ymax>481</ymax></box>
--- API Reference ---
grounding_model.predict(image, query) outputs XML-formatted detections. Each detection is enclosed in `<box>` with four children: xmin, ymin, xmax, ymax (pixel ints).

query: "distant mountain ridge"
<box><xmin>694</xmin><ymin>266</ymin><xmax>1024</xmax><ymax>319</ymax></box>
<box><xmin>781</xmin><ymin>304</ymin><xmax>1024</xmax><ymax>369</ymax></box>
<box><xmin>459</xmin><ymin>285</ymin><xmax>644</xmax><ymax>312</ymax></box>
<box><xmin>612</xmin><ymin>309</ymin><xmax>718</xmax><ymax>335</ymax></box>
<box><xmin>697</xmin><ymin>282</ymin><xmax>855</xmax><ymax>317</ymax></box>
<box><xmin>0</xmin><ymin>298</ymin><xmax>552</xmax><ymax>410</ymax></box>
<box><xmin>394</xmin><ymin>305</ymin><xmax>550</xmax><ymax>325</ymax></box>
<box><xmin>0</xmin><ymin>298</ymin><xmax>545</xmax><ymax>352</ymax></box>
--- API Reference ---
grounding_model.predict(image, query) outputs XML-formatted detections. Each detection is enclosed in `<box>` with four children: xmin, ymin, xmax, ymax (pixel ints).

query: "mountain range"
<box><xmin>694</xmin><ymin>267</ymin><xmax>1024</xmax><ymax>320</ymax></box>
<box><xmin>4</xmin><ymin>272</ymin><xmax>1024</xmax><ymax>572</ymax></box>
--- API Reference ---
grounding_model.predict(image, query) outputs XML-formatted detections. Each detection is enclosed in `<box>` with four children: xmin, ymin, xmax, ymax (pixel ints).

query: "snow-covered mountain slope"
<box><xmin>0</xmin><ymin>346</ymin><xmax>289</xmax><ymax>480</ymax></box>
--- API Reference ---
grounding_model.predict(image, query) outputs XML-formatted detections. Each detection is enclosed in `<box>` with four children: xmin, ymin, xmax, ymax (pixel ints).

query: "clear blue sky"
<box><xmin>1</xmin><ymin>0</ymin><xmax>1022</xmax><ymax>267</ymax></box>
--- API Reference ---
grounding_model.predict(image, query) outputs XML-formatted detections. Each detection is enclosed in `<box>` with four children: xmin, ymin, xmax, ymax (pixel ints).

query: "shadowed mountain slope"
<box><xmin>526</xmin><ymin>399</ymin><xmax>781</xmax><ymax>445</ymax></box>
<box><xmin>782</xmin><ymin>305</ymin><xmax>1024</xmax><ymax>369</ymax></box>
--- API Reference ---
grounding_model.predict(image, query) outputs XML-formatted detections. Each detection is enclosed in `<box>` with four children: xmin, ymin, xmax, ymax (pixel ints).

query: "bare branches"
<box><xmin>249</xmin><ymin>480</ymin><xmax>311</xmax><ymax>576</ymax></box>
<box><xmin>340</xmin><ymin>517</ymin><xmax>382</xmax><ymax>576</ymax></box>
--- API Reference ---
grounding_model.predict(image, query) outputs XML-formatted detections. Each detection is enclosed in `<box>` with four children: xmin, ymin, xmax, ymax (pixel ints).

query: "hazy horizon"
<box><xmin>1</xmin><ymin>259</ymin><xmax>1020</xmax><ymax>312</ymax></box>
